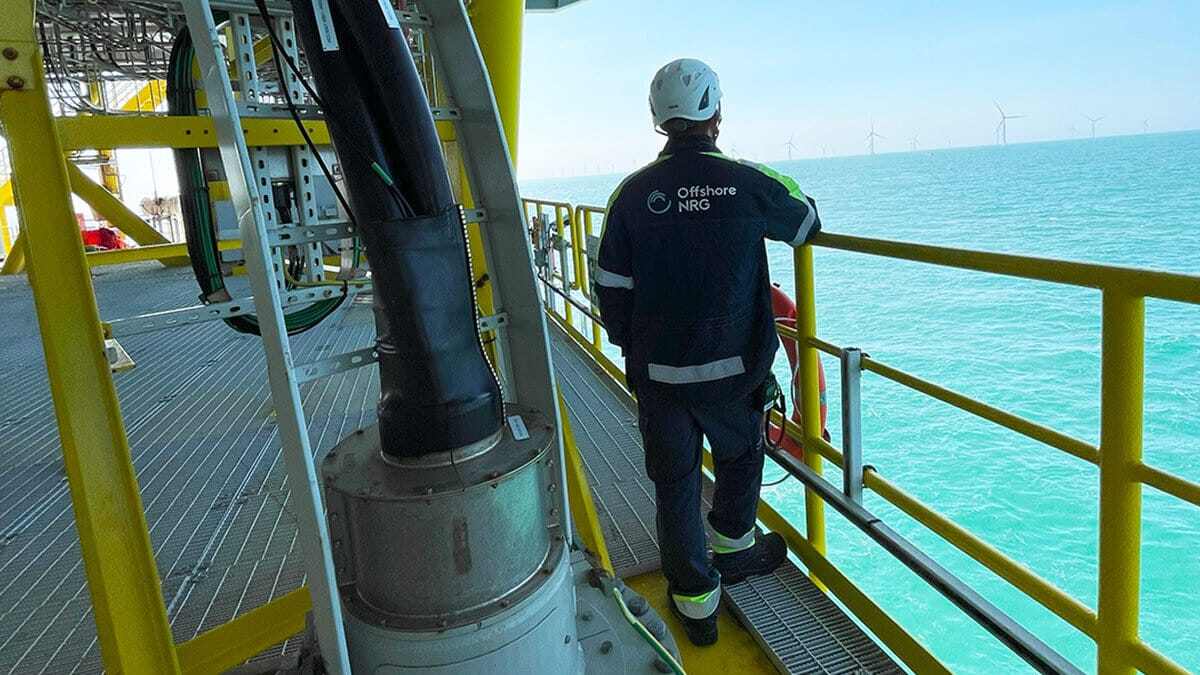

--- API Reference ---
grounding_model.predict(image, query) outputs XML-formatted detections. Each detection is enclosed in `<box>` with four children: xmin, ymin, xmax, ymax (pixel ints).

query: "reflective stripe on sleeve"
<box><xmin>790</xmin><ymin>203</ymin><xmax>818</xmax><ymax>246</ymax></box>
<box><xmin>672</xmin><ymin>585</ymin><xmax>720</xmax><ymax>620</ymax></box>
<box><xmin>647</xmin><ymin>356</ymin><xmax>745</xmax><ymax>384</ymax></box>
<box><xmin>594</xmin><ymin>266</ymin><xmax>634</xmax><ymax>289</ymax></box>
<box><xmin>709</xmin><ymin>525</ymin><xmax>756</xmax><ymax>554</ymax></box>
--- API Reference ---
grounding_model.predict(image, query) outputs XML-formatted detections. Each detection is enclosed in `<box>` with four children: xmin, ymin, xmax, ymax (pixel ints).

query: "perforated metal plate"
<box><xmin>550</xmin><ymin>327</ymin><xmax>903</xmax><ymax>674</ymax></box>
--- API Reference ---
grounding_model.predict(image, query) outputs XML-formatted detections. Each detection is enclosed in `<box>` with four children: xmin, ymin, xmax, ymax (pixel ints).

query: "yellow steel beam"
<box><xmin>0</xmin><ymin>176</ymin><xmax>14</xmax><ymax>254</ymax></box>
<box><xmin>1</xmin><ymin>230</ymin><xmax>25</xmax><ymax>274</ymax></box>
<box><xmin>176</xmin><ymin>587</ymin><xmax>311</xmax><ymax>675</ymax></box>
<box><xmin>120</xmin><ymin>79</ymin><xmax>167</xmax><ymax>113</ymax></box>
<box><xmin>65</xmin><ymin>162</ymin><xmax>178</xmax><ymax>245</ymax></box>
<box><xmin>56</xmin><ymin>115</ymin><xmax>332</xmax><ymax>151</ymax></box>
<box><xmin>1134</xmin><ymin>462</ymin><xmax>1200</xmax><ymax>508</ymax></box>
<box><xmin>559</xmin><ymin>391</ymin><xmax>614</xmax><ymax>574</ymax></box>
<box><xmin>458</xmin><ymin>2</ymin><xmax>524</xmax><ymax>345</ymax></box>
<box><xmin>468</xmin><ymin>0</ymin><xmax>524</xmax><ymax>164</ymax></box>
<box><xmin>815</xmin><ymin>232</ymin><xmax>1200</xmax><ymax>305</ymax></box>
<box><xmin>86</xmin><ymin>239</ymin><xmax>242</xmax><ymax>268</ymax></box>
<box><xmin>1096</xmin><ymin>291</ymin><xmax>1144</xmax><ymax>674</ymax></box>
<box><xmin>860</xmin><ymin>352</ymin><xmax>1100</xmax><ymax>464</ymax></box>
<box><xmin>793</xmin><ymin>245</ymin><xmax>827</xmax><ymax>565</ymax></box>
<box><xmin>0</xmin><ymin>26</ymin><xmax>180</xmax><ymax>675</ymax></box>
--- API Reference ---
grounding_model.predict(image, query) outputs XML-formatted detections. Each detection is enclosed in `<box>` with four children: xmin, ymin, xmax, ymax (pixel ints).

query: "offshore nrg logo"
<box><xmin>673</xmin><ymin>185</ymin><xmax>739</xmax><ymax>213</ymax></box>
<box><xmin>647</xmin><ymin>190</ymin><xmax>671</xmax><ymax>214</ymax></box>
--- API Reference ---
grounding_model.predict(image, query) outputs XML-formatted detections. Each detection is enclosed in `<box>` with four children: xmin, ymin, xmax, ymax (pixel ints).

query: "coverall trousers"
<box><xmin>636</xmin><ymin>386</ymin><xmax>765</xmax><ymax>596</ymax></box>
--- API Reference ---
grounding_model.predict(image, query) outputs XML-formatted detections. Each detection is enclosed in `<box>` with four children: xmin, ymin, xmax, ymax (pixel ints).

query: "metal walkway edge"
<box><xmin>550</xmin><ymin>325</ymin><xmax>903</xmax><ymax>675</ymax></box>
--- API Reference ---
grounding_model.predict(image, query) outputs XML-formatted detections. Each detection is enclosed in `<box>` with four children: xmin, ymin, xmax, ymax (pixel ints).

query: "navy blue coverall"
<box><xmin>594</xmin><ymin>134</ymin><xmax>822</xmax><ymax>607</ymax></box>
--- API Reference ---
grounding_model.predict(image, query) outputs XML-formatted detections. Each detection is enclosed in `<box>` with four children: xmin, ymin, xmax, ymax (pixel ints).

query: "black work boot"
<box><xmin>667</xmin><ymin>590</ymin><xmax>719</xmax><ymax>646</ymax></box>
<box><xmin>712</xmin><ymin>531</ymin><xmax>787</xmax><ymax>584</ymax></box>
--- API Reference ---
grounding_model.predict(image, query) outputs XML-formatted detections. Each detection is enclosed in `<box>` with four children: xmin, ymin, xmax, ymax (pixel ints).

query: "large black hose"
<box><xmin>290</xmin><ymin>0</ymin><xmax>503</xmax><ymax>457</ymax></box>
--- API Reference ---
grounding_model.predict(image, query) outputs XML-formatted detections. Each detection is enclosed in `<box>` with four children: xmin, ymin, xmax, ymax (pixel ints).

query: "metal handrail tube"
<box><xmin>528</xmin><ymin>197</ymin><xmax>1197</xmax><ymax>672</ymax></box>
<box><xmin>814</xmin><ymin>232</ymin><xmax>1200</xmax><ymax>305</ymax></box>
<box><xmin>1134</xmin><ymin>463</ymin><xmax>1200</xmax><ymax>508</ymax></box>
<box><xmin>538</xmin><ymin>275</ymin><xmax>604</xmax><ymax>326</ymax></box>
<box><xmin>861</xmin><ymin>354</ymin><xmax>1100</xmax><ymax>464</ymax></box>
<box><xmin>765</xmin><ymin>444</ymin><xmax>1084</xmax><ymax>675</ymax></box>
<box><xmin>768</xmin><ymin>411</ymin><xmax>1101</xmax><ymax>636</ymax></box>
<box><xmin>777</xmin><ymin>323</ymin><xmax>1100</xmax><ymax>464</ymax></box>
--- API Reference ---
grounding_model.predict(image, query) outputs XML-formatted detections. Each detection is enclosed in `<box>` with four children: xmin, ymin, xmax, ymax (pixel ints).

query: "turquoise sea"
<box><xmin>521</xmin><ymin>131</ymin><xmax>1200</xmax><ymax>673</ymax></box>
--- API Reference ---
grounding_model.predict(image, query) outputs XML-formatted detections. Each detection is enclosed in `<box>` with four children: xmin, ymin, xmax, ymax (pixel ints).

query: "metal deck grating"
<box><xmin>0</xmin><ymin>260</ymin><xmax>900</xmax><ymax>674</ymax></box>
<box><xmin>0</xmin><ymin>263</ymin><xmax>379</xmax><ymax>673</ymax></box>
<box><xmin>551</xmin><ymin>326</ymin><xmax>903</xmax><ymax>674</ymax></box>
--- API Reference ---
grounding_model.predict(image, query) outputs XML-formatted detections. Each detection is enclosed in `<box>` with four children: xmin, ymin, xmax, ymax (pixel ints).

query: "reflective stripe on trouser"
<box><xmin>594</xmin><ymin>265</ymin><xmax>634</xmax><ymax>289</ymax></box>
<box><xmin>647</xmin><ymin>355</ymin><xmax>745</xmax><ymax>384</ymax></box>
<box><xmin>709</xmin><ymin>524</ymin><xmax>755</xmax><ymax>554</ymax></box>
<box><xmin>637</xmin><ymin>387</ymin><xmax>765</xmax><ymax>604</ymax></box>
<box><xmin>672</xmin><ymin>584</ymin><xmax>721</xmax><ymax>620</ymax></box>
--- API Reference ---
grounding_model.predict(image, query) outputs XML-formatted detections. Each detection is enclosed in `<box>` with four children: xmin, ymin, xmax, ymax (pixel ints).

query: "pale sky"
<box><xmin>517</xmin><ymin>0</ymin><xmax>1200</xmax><ymax>178</ymax></box>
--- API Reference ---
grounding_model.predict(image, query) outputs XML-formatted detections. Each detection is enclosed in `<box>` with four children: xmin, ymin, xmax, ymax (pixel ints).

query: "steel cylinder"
<box><xmin>323</xmin><ymin>408</ymin><xmax>560</xmax><ymax>630</ymax></box>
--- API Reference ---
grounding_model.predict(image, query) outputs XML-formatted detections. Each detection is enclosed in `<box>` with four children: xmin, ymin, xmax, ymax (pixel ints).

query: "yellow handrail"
<box><xmin>815</xmin><ymin>232</ymin><xmax>1200</xmax><ymax>305</ymax></box>
<box><xmin>528</xmin><ymin>197</ymin><xmax>1199</xmax><ymax>674</ymax></box>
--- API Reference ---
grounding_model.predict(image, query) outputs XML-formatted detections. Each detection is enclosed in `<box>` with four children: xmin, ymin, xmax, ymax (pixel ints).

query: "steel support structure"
<box><xmin>0</xmin><ymin>5</ymin><xmax>180</xmax><ymax>671</ymax></box>
<box><xmin>179</xmin><ymin>1</ymin><xmax>350</xmax><ymax>671</ymax></box>
<box><xmin>794</xmin><ymin>246</ymin><xmax>827</xmax><ymax>564</ymax></box>
<box><xmin>840</xmin><ymin>347</ymin><xmax>864</xmax><ymax>503</ymax></box>
<box><xmin>1096</xmin><ymin>291</ymin><xmax>1144</xmax><ymax>674</ymax></box>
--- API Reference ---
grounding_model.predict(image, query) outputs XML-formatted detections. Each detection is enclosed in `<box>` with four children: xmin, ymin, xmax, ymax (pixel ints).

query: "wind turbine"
<box><xmin>866</xmin><ymin>121</ymin><xmax>885</xmax><ymax>155</ymax></box>
<box><xmin>994</xmin><ymin>101</ymin><xmax>1024</xmax><ymax>145</ymax></box>
<box><xmin>783</xmin><ymin>135</ymin><xmax>799</xmax><ymax>161</ymax></box>
<box><xmin>1142</xmin><ymin>119</ymin><xmax>1150</xmax><ymax>134</ymax></box>
<box><xmin>1083</xmin><ymin>114</ymin><xmax>1103</xmax><ymax>139</ymax></box>
<box><xmin>909</xmin><ymin>134</ymin><xmax>920</xmax><ymax>152</ymax></box>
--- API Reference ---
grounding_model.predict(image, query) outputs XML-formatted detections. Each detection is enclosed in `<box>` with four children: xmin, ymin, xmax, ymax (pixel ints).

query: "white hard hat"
<box><xmin>649</xmin><ymin>58</ymin><xmax>722</xmax><ymax>129</ymax></box>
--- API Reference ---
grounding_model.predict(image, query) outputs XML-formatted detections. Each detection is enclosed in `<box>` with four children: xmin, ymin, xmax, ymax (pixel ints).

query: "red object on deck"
<box><xmin>80</xmin><ymin>226</ymin><xmax>126</xmax><ymax>251</ymax></box>
<box><xmin>769</xmin><ymin>284</ymin><xmax>827</xmax><ymax>459</ymax></box>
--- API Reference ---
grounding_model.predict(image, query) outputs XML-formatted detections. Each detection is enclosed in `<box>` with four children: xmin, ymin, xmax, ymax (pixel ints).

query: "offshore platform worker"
<box><xmin>594</xmin><ymin>58</ymin><xmax>822</xmax><ymax>647</ymax></box>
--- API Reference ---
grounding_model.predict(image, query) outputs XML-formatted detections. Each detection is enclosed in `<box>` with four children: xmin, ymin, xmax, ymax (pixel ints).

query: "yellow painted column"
<box><xmin>794</xmin><ymin>246</ymin><xmax>827</xmax><ymax>561</ymax></box>
<box><xmin>1</xmin><ymin>230</ymin><xmax>25</xmax><ymax>274</ymax></box>
<box><xmin>0</xmin><ymin>198</ymin><xmax>12</xmax><ymax>254</ymax></box>
<box><xmin>0</xmin><ymin>12</ymin><xmax>180</xmax><ymax>673</ymax></box>
<box><xmin>468</xmin><ymin>0</ymin><xmax>524</xmax><ymax>164</ymax></box>
<box><xmin>1096</xmin><ymin>291</ymin><xmax>1144</xmax><ymax>674</ymax></box>
<box><xmin>461</xmin><ymin>1</ymin><xmax>525</xmax><ymax>327</ymax></box>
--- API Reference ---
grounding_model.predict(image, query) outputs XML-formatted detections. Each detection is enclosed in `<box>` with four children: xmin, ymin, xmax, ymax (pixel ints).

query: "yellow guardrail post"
<box><xmin>0</xmin><ymin>14</ymin><xmax>180</xmax><ymax>673</ymax></box>
<box><xmin>1096</xmin><ymin>291</ymin><xmax>1144</xmax><ymax>675</ymax></box>
<box><xmin>794</xmin><ymin>246</ymin><xmax>827</xmax><ymax>564</ymax></box>
<box><xmin>577</xmin><ymin>206</ymin><xmax>604</xmax><ymax>349</ymax></box>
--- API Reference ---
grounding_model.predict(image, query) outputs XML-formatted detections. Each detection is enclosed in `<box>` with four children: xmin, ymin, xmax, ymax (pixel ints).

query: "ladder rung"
<box><xmin>269</xmin><ymin>221</ymin><xmax>356</xmax><ymax>247</ymax></box>
<box><xmin>295</xmin><ymin>346</ymin><xmax>378</xmax><ymax>384</ymax></box>
<box><xmin>107</xmin><ymin>286</ymin><xmax>346</xmax><ymax>337</ymax></box>
<box><xmin>478</xmin><ymin>312</ymin><xmax>508</xmax><ymax>333</ymax></box>
<box><xmin>398</xmin><ymin>10</ymin><xmax>432</xmax><ymax>26</ymax></box>
<box><xmin>431</xmin><ymin>107</ymin><xmax>461</xmax><ymax>120</ymax></box>
<box><xmin>464</xmin><ymin>208</ymin><xmax>486</xmax><ymax>224</ymax></box>
<box><xmin>295</xmin><ymin>313</ymin><xmax>509</xmax><ymax>383</ymax></box>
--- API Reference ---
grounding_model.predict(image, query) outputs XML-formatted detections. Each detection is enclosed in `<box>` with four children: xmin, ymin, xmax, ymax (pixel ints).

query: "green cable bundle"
<box><xmin>166</xmin><ymin>24</ymin><xmax>350</xmax><ymax>335</ymax></box>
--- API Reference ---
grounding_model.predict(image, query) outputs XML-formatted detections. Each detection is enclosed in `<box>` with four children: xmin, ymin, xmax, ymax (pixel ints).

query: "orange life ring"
<box><xmin>769</xmin><ymin>284</ymin><xmax>828</xmax><ymax>459</ymax></box>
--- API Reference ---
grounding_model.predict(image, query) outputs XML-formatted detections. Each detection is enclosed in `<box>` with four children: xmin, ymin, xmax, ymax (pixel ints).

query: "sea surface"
<box><xmin>521</xmin><ymin>131</ymin><xmax>1200</xmax><ymax>673</ymax></box>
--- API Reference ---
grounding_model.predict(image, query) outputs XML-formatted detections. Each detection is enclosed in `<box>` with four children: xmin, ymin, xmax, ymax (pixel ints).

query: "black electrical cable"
<box><xmin>252</xmin><ymin>0</ymin><xmax>414</xmax><ymax>217</ymax></box>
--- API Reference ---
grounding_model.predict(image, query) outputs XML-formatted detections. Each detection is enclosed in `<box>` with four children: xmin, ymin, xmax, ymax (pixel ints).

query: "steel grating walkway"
<box><xmin>0</xmin><ymin>263</ymin><xmax>379</xmax><ymax>673</ymax></box>
<box><xmin>551</xmin><ymin>326</ymin><xmax>903</xmax><ymax>675</ymax></box>
<box><xmin>0</xmin><ymin>260</ymin><xmax>900</xmax><ymax>674</ymax></box>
